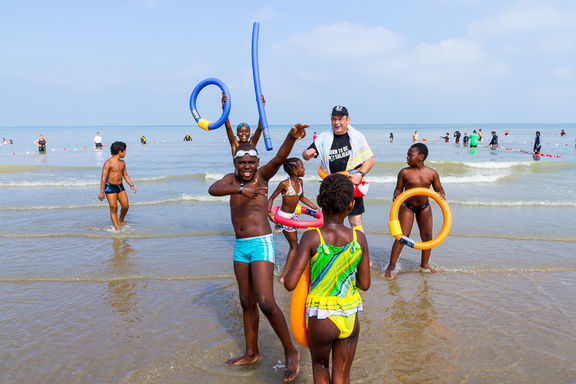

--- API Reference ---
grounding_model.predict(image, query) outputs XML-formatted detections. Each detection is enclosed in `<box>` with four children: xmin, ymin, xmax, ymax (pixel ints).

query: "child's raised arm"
<box><xmin>284</xmin><ymin>229</ymin><xmax>318</xmax><ymax>291</ymax></box>
<box><xmin>259</xmin><ymin>124</ymin><xmax>308</xmax><ymax>181</ymax></box>
<box><xmin>249</xmin><ymin>95</ymin><xmax>265</xmax><ymax>146</ymax></box>
<box><xmin>222</xmin><ymin>94</ymin><xmax>237</xmax><ymax>155</ymax></box>
<box><xmin>355</xmin><ymin>231</ymin><xmax>371</xmax><ymax>291</ymax></box>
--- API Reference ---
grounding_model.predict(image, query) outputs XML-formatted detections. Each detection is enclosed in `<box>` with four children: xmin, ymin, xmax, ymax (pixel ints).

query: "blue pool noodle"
<box><xmin>252</xmin><ymin>22</ymin><xmax>273</xmax><ymax>151</ymax></box>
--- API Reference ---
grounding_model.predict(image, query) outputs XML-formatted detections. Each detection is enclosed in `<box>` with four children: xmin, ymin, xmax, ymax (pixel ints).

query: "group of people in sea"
<box><xmin>95</xmin><ymin>99</ymin><xmax>446</xmax><ymax>382</ymax></box>
<box><xmin>30</xmin><ymin>96</ymin><xmax>570</xmax><ymax>382</ymax></box>
<box><xmin>400</xmin><ymin>128</ymin><xmax>569</xmax><ymax>155</ymax></box>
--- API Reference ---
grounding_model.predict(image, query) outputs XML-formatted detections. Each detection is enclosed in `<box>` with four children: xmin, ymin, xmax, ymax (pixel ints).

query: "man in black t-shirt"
<box><xmin>302</xmin><ymin>106</ymin><xmax>374</xmax><ymax>230</ymax></box>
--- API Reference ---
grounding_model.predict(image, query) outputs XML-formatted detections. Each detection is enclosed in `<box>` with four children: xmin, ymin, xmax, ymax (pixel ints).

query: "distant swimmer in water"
<box><xmin>412</xmin><ymin>130</ymin><xmax>419</xmax><ymax>143</ymax></box>
<box><xmin>222</xmin><ymin>93</ymin><xmax>265</xmax><ymax>157</ymax></box>
<box><xmin>469</xmin><ymin>130</ymin><xmax>479</xmax><ymax>148</ymax></box>
<box><xmin>34</xmin><ymin>134</ymin><xmax>47</xmax><ymax>153</ymax></box>
<box><xmin>385</xmin><ymin>143</ymin><xmax>446</xmax><ymax>279</ymax></box>
<box><xmin>390</xmin><ymin>132</ymin><xmax>394</xmax><ymax>142</ymax></box>
<box><xmin>98</xmin><ymin>141</ymin><xmax>137</xmax><ymax>232</ymax></box>
<box><xmin>560</xmin><ymin>129</ymin><xmax>566</xmax><ymax>136</ymax></box>
<box><xmin>489</xmin><ymin>131</ymin><xmax>499</xmax><ymax>148</ymax></box>
<box><xmin>463</xmin><ymin>132</ymin><xmax>469</xmax><ymax>146</ymax></box>
<box><xmin>140</xmin><ymin>134</ymin><xmax>147</xmax><ymax>145</ymax></box>
<box><xmin>441</xmin><ymin>133</ymin><xmax>449</xmax><ymax>143</ymax></box>
<box><xmin>454</xmin><ymin>130</ymin><xmax>461</xmax><ymax>144</ymax></box>
<box><xmin>183</xmin><ymin>133</ymin><xmax>192</xmax><ymax>141</ymax></box>
<box><xmin>533</xmin><ymin>131</ymin><xmax>541</xmax><ymax>155</ymax></box>
<box><xmin>94</xmin><ymin>131</ymin><xmax>103</xmax><ymax>149</ymax></box>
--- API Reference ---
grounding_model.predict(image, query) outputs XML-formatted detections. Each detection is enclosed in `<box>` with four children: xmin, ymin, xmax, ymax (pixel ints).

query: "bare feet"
<box><xmin>421</xmin><ymin>264</ymin><xmax>437</xmax><ymax>273</ymax></box>
<box><xmin>384</xmin><ymin>269</ymin><xmax>395</xmax><ymax>279</ymax></box>
<box><xmin>119</xmin><ymin>218</ymin><xmax>125</xmax><ymax>227</ymax></box>
<box><xmin>226</xmin><ymin>352</ymin><xmax>261</xmax><ymax>366</ymax></box>
<box><xmin>284</xmin><ymin>349</ymin><xmax>300</xmax><ymax>382</ymax></box>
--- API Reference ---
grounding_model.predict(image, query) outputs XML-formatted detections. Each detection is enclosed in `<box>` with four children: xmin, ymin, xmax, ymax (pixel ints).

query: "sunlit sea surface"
<box><xmin>1</xmin><ymin>123</ymin><xmax>575</xmax><ymax>383</ymax></box>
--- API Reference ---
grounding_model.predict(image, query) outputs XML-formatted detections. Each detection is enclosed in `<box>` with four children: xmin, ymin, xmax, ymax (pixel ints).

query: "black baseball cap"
<box><xmin>331</xmin><ymin>105</ymin><xmax>349</xmax><ymax>116</ymax></box>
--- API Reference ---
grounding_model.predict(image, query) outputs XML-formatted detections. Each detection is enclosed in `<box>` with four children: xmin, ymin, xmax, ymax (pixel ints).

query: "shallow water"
<box><xmin>0</xmin><ymin>123</ymin><xmax>575</xmax><ymax>383</ymax></box>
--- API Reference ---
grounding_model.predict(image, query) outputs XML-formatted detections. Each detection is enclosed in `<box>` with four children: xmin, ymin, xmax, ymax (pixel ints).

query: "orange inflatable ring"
<box><xmin>388</xmin><ymin>187</ymin><xmax>451</xmax><ymax>250</ymax></box>
<box><xmin>270</xmin><ymin>205</ymin><xmax>323</xmax><ymax>228</ymax></box>
<box><xmin>317</xmin><ymin>166</ymin><xmax>369</xmax><ymax>197</ymax></box>
<box><xmin>290</xmin><ymin>263</ymin><xmax>310</xmax><ymax>347</ymax></box>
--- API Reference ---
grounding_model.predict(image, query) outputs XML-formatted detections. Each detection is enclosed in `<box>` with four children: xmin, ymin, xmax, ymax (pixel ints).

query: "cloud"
<box><xmin>273</xmin><ymin>22</ymin><xmax>510</xmax><ymax>92</ymax></box>
<box><xmin>176</xmin><ymin>63</ymin><xmax>213</xmax><ymax>79</ymax></box>
<box><xmin>468</xmin><ymin>1</ymin><xmax>576</xmax><ymax>36</ymax></box>
<box><xmin>552</xmin><ymin>66</ymin><xmax>573</xmax><ymax>80</ymax></box>
<box><xmin>251</xmin><ymin>8</ymin><xmax>279</xmax><ymax>23</ymax></box>
<box><xmin>278</xmin><ymin>22</ymin><xmax>403</xmax><ymax>58</ymax></box>
<box><xmin>142</xmin><ymin>0</ymin><xmax>173</xmax><ymax>9</ymax></box>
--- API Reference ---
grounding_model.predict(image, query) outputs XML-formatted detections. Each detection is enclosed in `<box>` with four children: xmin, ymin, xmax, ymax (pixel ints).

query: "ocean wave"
<box><xmin>441</xmin><ymin>174</ymin><xmax>507</xmax><ymax>183</ymax></box>
<box><xmin>428</xmin><ymin>160</ymin><xmax>533</xmax><ymax>169</ymax></box>
<box><xmin>0</xmin><ymin>164</ymin><xmax>99</xmax><ymax>174</ymax></box>
<box><xmin>0</xmin><ymin>273</ymin><xmax>236</xmax><ymax>283</ymax></box>
<box><xmin>449</xmin><ymin>200</ymin><xmax>576</xmax><ymax>207</ymax></box>
<box><xmin>371</xmin><ymin>265</ymin><xmax>576</xmax><ymax>276</ymax></box>
<box><xmin>0</xmin><ymin>194</ymin><xmax>228</xmax><ymax>211</ymax></box>
<box><xmin>462</xmin><ymin>161</ymin><xmax>533</xmax><ymax>169</ymax></box>
<box><xmin>0</xmin><ymin>174</ymin><xmax>205</xmax><ymax>188</ymax></box>
<box><xmin>363</xmin><ymin>230</ymin><xmax>576</xmax><ymax>242</ymax></box>
<box><xmin>0</xmin><ymin>231</ymin><xmax>235</xmax><ymax>239</ymax></box>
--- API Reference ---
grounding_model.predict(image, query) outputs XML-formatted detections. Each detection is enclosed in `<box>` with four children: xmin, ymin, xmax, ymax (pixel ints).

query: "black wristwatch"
<box><xmin>359</xmin><ymin>170</ymin><xmax>365</xmax><ymax>177</ymax></box>
<box><xmin>239</xmin><ymin>183</ymin><xmax>244</xmax><ymax>195</ymax></box>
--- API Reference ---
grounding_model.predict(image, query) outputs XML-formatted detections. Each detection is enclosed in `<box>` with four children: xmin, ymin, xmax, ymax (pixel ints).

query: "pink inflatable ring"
<box><xmin>270</xmin><ymin>205</ymin><xmax>323</xmax><ymax>229</ymax></box>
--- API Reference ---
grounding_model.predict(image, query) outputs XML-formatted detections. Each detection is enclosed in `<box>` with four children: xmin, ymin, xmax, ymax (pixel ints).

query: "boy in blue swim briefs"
<box><xmin>98</xmin><ymin>141</ymin><xmax>136</xmax><ymax>231</ymax></box>
<box><xmin>208</xmin><ymin>123</ymin><xmax>308</xmax><ymax>382</ymax></box>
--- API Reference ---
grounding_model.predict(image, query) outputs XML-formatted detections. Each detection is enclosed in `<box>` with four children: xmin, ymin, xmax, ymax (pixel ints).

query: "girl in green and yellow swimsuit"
<box><xmin>284</xmin><ymin>173</ymin><xmax>371</xmax><ymax>384</ymax></box>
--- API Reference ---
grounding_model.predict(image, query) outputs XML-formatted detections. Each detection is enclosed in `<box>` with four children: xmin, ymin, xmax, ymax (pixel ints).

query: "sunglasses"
<box><xmin>237</xmin><ymin>122</ymin><xmax>251</xmax><ymax>129</ymax></box>
<box><xmin>234</xmin><ymin>149</ymin><xmax>259</xmax><ymax>158</ymax></box>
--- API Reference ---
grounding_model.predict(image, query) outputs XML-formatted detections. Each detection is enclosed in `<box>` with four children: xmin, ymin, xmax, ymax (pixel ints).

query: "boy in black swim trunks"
<box><xmin>98</xmin><ymin>141</ymin><xmax>136</xmax><ymax>231</ymax></box>
<box><xmin>384</xmin><ymin>143</ymin><xmax>445</xmax><ymax>279</ymax></box>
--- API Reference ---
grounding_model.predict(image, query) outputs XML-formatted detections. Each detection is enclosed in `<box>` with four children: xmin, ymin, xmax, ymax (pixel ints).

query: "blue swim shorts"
<box><xmin>234</xmin><ymin>234</ymin><xmax>276</xmax><ymax>264</ymax></box>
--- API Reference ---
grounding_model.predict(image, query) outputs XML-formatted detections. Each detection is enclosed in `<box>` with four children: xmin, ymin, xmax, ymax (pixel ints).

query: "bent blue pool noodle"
<box><xmin>252</xmin><ymin>22</ymin><xmax>273</xmax><ymax>151</ymax></box>
<box><xmin>189</xmin><ymin>78</ymin><xmax>230</xmax><ymax>130</ymax></box>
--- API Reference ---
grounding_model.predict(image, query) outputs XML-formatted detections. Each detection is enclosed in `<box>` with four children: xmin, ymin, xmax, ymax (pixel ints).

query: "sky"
<box><xmin>0</xmin><ymin>0</ymin><xmax>575</xmax><ymax>126</ymax></box>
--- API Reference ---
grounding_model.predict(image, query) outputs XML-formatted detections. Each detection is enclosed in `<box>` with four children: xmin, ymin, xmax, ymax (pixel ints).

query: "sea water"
<box><xmin>0</xmin><ymin>123</ymin><xmax>575</xmax><ymax>383</ymax></box>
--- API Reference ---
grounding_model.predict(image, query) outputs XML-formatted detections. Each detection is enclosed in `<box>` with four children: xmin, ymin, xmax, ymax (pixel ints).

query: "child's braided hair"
<box><xmin>318</xmin><ymin>173</ymin><xmax>354</xmax><ymax>216</ymax></box>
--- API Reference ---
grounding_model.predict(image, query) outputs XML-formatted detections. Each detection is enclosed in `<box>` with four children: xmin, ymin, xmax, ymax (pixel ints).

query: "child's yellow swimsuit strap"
<box><xmin>314</xmin><ymin>228</ymin><xmax>325</xmax><ymax>244</ymax></box>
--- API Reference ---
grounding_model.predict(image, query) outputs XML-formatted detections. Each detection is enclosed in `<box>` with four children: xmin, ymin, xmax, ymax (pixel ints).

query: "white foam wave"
<box><xmin>365</xmin><ymin>175</ymin><xmax>397</xmax><ymax>184</ymax></box>
<box><xmin>0</xmin><ymin>180</ymin><xmax>100</xmax><ymax>188</ymax></box>
<box><xmin>0</xmin><ymin>175</ymin><xmax>178</xmax><ymax>188</ymax></box>
<box><xmin>204</xmin><ymin>172</ymin><xmax>396</xmax><ymax>184</ymax></box>
<box><xmin>0</xmin><ymin>194</ymin><xmax>228</xmax><ymax>211</ymax></box>
<box><xmin>450</xmin><ymin>200</ymin><xmax>576</xmax><ymax>207</ymax></box>
<box><xmin>441</xmin><ymin>174</ymin><xmax>506</xmax><ymax>183</ymax></box>
<box><xmin>462</xmin><ymin>161</ymin><xmax>533</xmax><ymax>169</ymax></box>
